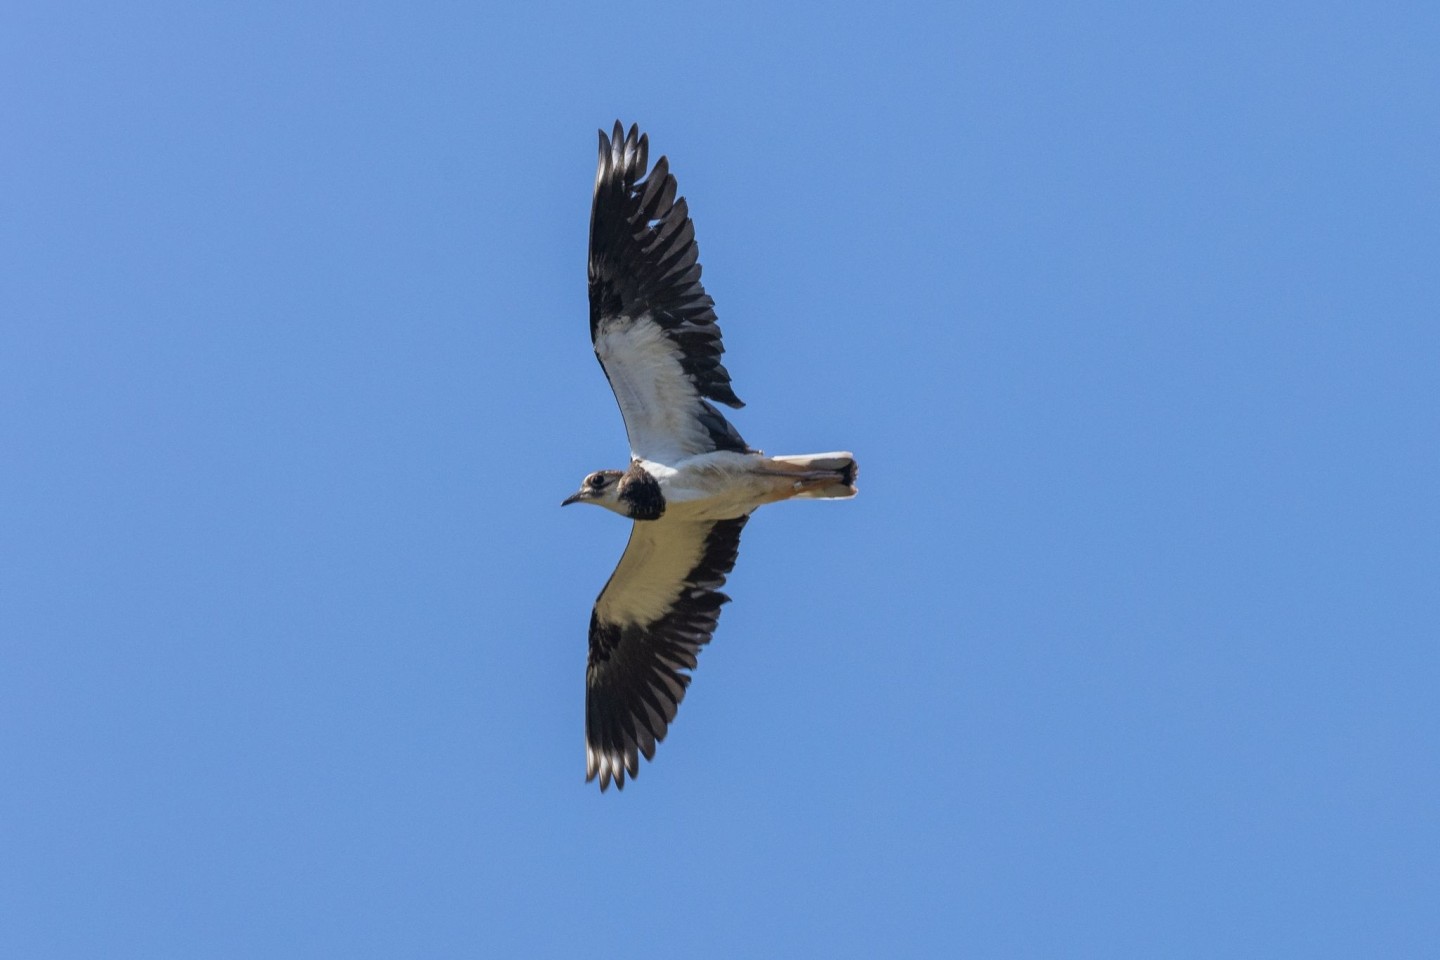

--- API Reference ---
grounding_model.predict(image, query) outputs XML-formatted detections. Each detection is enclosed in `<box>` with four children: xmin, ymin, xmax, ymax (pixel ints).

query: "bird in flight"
<box><xmin>564</xmin><ymin>122</ymin><xmax>858</xmax><ymax>791</ymax></box>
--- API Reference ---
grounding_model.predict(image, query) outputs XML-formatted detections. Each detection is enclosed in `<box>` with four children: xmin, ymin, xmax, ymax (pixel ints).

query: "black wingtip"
<box><xmin>597</xmin><ymin>121</ymin><xmax>653</xmax><ymax>187</ymax></box>
<box><xmin>587</xmin><ymin>121</ymin><xmax>749</xmax><ymax>427</ymax></box>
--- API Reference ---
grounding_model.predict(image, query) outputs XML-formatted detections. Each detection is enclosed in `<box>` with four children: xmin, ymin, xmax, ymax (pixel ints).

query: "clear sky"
<box><xmin>2</xmin><ymin>2</ymin><xmax>1436</xmax><ymax>957</ymax></box>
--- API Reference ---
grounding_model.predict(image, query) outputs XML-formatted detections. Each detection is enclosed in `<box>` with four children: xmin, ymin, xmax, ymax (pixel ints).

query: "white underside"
<box><xmin>594</xmin><ymin>519</ymin><xmax>714</xmax><ymax>627</ymax></box>
<box><xmin>595</xmin><ymin>314</ymin><xmax>718</xmax><ymax>463</ymax></box>
<box><xmin>639</xmin><ymin>451</ymin><xmax>826</xmax><ymax>521</ymax></box>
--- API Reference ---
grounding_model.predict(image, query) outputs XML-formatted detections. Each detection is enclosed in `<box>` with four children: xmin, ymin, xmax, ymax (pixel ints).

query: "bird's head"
<box><xmin>562</xmin><ymin>470</ymin><xmax>626</xmax><ymax>513</ymax></box>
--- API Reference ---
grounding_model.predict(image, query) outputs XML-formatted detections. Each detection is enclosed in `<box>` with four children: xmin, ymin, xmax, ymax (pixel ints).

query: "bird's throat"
<box><xmin>617</xmin><ymin>464</ymin><xmax>665</xmax><ymax>520</ymax></box>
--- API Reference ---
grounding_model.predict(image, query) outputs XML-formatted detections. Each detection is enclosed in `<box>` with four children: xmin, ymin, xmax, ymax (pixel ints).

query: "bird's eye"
<box><xmin>587</xmin><ymin>474</ymin><xmax>604</xmax><ymax>489</ymax></box>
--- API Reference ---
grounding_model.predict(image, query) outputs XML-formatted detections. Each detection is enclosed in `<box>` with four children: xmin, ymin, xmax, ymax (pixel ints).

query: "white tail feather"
<box><xmin>765</xmin><ymin>451</ymin><xmax>858</xmax><ymax>500</ymax></box>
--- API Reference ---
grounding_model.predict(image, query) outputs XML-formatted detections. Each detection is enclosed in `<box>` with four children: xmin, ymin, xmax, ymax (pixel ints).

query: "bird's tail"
<box><xmin>765</xmin><ymin>452</ymin><xmax>858</xmax><ymax>500</ymax></box>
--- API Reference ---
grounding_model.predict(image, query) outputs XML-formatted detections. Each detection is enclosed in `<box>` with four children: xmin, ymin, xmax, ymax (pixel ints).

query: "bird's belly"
<box><xmin>656</xmin><ymin>454</ymin><xmax>785</xmax><ymax>521</ymax></box>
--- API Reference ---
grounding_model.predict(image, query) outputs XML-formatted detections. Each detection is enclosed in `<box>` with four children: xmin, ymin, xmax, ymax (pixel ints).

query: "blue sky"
<box><xmin>2</xmin><ymin>2</ymin><xmax>1436</xmax><ymax>956</ymax></box>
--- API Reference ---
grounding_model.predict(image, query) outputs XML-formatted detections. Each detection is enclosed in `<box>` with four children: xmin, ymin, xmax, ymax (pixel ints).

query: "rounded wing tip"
<box><xmin>596</xmin><ymin>122</ymin><xmax>650</xmax><ymax>178</ymax></box>
<box><xmin>587</xmin><ymin>741</ymin><xmax>643</xmax><ymax>792</ymax></box>
<box><xmin>587</xmin><ymin>759</ymin><xmax>629</xmax><ymax>793</ymax></box>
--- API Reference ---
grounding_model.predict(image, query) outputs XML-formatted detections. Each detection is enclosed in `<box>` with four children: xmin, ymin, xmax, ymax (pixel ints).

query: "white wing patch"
<box><xmin>595</xmin><ymin>520</ymin><xmax>712</xmax><ymax>628</ymax></box>
<box><xmin>595</xmin><ymin>313</ymin><xmax>715</xmax><ymax>464</ymax></box>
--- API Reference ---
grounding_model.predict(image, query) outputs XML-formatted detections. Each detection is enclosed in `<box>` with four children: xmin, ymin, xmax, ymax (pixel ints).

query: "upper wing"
<box><xmin>588</xmin><ymin>121</ymin><xmax>750</xmax><ymax>464</ymax></box>
<box><xmin>585</xmin><ymin>514</ymin><xmax>749</xmax><ymax>791</ymax></box>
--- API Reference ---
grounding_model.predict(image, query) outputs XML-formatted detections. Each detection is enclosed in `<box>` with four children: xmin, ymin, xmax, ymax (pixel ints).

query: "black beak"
<box><xmin>561</xmin><ymin>492</ymin><xmax>583</xmax><ymax>507</ymax></box>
